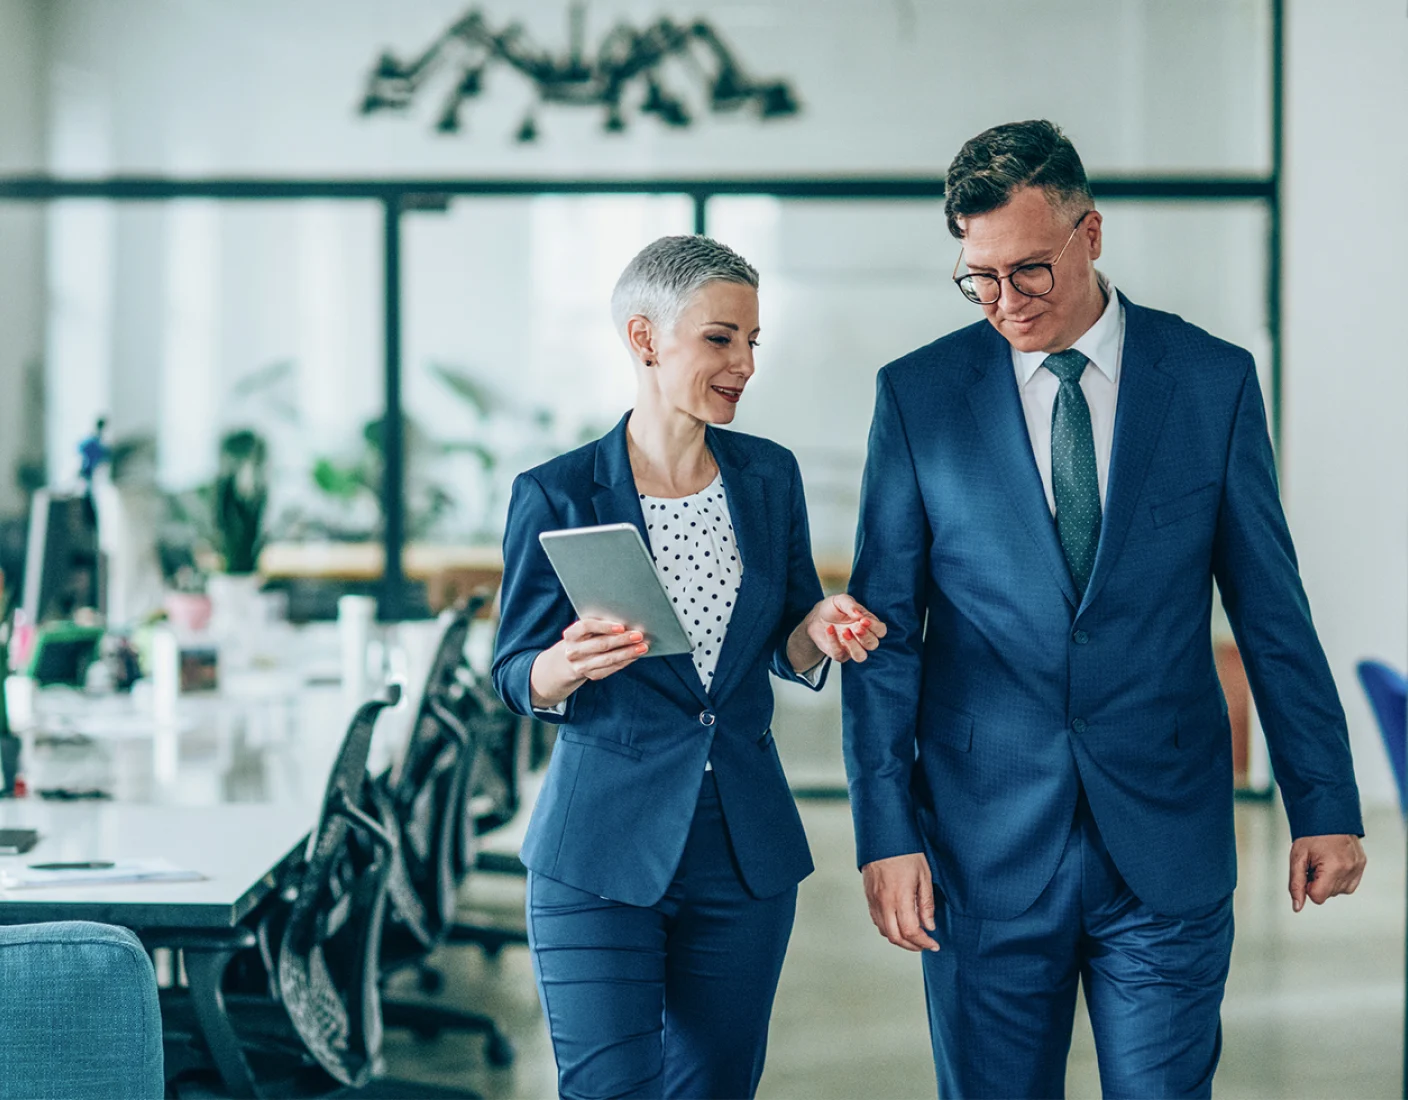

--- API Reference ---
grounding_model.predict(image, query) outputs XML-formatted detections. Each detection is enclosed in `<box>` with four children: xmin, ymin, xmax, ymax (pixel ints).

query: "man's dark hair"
<box><xmin>943</xmin><ymin>120</ymin><xmax>1093</xmax><ymax>239</ymax></box>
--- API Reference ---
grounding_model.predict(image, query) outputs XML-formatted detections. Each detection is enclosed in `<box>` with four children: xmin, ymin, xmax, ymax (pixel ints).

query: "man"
<box><xmin>842</xmin><ymin>119</ymin><xmax>1366</xmax><ymax>1099</ymax></box>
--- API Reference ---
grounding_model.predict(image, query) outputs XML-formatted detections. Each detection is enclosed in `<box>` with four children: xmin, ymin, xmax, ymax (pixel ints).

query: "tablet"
<box><xmin>538</xmin><ymin>523</ymin><xmax>694</xmax><ymax>658</ymax></box>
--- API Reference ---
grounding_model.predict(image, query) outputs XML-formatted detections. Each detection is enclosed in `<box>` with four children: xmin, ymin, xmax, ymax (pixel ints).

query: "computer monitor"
<box><xmin>21</xmin><ymin>489</ymin><xmax>103</xmax><ymax>626</ymax></box>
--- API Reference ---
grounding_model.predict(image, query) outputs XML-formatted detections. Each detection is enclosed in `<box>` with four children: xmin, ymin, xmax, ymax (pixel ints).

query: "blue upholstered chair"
<box><xmin>0</xmin><ymin>921</ymin><xmax>163</xmax><ymax>1099</ymax></box>
<box><xmin>1358</xmin><ymin>660</ymin><xmax>1408</xmax><ymax>816</ymax></box>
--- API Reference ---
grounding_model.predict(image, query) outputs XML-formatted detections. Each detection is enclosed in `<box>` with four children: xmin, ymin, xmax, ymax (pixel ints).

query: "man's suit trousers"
<box><xmin>922</xmin><ymin>793</ymin><xmax>1234</xmax><ymax>1099</ymax></box>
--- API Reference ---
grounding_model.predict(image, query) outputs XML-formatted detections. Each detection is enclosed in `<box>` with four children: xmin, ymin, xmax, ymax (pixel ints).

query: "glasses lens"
<box><xmin>1010</xmin><ymin>264</ymin><xmax>1055</xmax><ymax>297</ymax></box>
<box><xmin>958</xmin><ymin>274</ymin><xmax>999</xmax><ymax>304</ymax></box>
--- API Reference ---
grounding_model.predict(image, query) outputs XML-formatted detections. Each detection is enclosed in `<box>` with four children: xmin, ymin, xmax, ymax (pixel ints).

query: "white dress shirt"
<box><xmin>1011</xmin><ymin>275</ymin><xmax>1125</xmax><ymax>514</ymax></box>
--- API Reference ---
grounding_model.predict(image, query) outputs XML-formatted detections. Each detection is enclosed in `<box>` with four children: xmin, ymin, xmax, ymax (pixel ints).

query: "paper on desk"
<box><xmin>0</xmin><ymin>858</ymin><xmax>206</xmax><ymax>890</ymax></box>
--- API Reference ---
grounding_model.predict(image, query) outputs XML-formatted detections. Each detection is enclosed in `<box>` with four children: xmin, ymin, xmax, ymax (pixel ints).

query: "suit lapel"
<box><xmin>1079</xmin><ymin>297</ymin><xmax>1174</xmax><ymax>613</ymax></box>
<box><xmin>706</xmin><ymin>428</ymin><xmax>772</xmax><ymax>706</ymax></box>
<box><xmin>966</xmin><ymin>329</ymin><xmax>1080</xmax><ymax>609</ymax></box>
<box><xmin>592</xmin><ymin>413</ymin><xmax>710</xmax><ymax>708</ymax></box>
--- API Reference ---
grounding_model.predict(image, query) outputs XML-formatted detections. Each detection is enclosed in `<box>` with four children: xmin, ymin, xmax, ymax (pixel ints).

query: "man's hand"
<box><xmin>1288</xmin><ymin>833</ymin><xmax>1367</xmax><ymax>913</ymax></box>
<box><xmin>861</xmin><ymin>853</ymin><xmax>940</xmax><ymax>952</ymax></box>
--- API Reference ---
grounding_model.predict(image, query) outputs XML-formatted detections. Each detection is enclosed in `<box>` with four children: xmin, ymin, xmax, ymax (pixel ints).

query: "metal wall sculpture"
<box><xmin>359</xmin><ymin>6</ymin><xmax>800</xmax><ymax>142</ymax></box>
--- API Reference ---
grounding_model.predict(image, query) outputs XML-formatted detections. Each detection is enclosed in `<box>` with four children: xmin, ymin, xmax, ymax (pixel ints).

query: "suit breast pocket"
<box><xmin>1150</xmin><ymin>481</ymin><xmax>1220</xmax><ymax>529</ymax></box>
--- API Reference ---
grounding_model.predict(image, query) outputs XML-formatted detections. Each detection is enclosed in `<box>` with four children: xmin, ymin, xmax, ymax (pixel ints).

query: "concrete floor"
<box><xmin>381</xmin><ymin>798</ymin><xmax>1405</xmax><ymax>1099</ymax></box>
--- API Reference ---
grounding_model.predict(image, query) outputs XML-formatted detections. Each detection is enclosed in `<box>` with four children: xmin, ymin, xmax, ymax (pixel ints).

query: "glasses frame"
<box><xmin>951</xmin><ymin>210</ymin><xmax>1094</xmax><ymax>305</ymax></box>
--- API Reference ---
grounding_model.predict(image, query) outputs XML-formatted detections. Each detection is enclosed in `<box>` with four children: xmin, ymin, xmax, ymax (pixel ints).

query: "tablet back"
<box><xmin>538</xmin><ymin>523</ymin><xmax>694</xmax><ymax>657</ymax></box>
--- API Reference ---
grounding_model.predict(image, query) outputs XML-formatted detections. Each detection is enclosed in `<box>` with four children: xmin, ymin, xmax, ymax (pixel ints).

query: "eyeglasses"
<box><xmin>951</xmin><ymin>211</ymin><xmax>1093</xmax><ymax>305</ymax></box>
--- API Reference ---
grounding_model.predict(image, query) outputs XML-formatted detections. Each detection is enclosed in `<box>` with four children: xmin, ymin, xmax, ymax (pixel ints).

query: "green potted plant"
<box><xmin>205</xmin><ymin>429</ymin><xmax>269</xmax><ymax>645</ymax></box>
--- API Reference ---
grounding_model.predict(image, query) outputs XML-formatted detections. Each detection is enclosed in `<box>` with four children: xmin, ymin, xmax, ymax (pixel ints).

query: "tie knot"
<box><xmin>1043</xmin><ymin>349</ymin><xmax>1088</xmax><ymax>385</ymax></box>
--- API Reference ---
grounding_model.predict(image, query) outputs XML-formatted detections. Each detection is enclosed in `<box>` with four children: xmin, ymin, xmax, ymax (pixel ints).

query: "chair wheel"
<box><xmin>417</xmin><ymin>967</ymin><xmax>444</xmax><ymax>994</ymax></box>
<box><xmin>486</xmin><ymin>1032</ymin><xmax>515</xmax><ymax>1068</ymax></box>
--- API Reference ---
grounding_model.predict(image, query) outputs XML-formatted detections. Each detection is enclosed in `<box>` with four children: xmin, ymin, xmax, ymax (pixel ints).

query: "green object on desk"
<box><xmin>26</xmin><ymin>622</ymin><xmax>104</xmax><ymax>687</ymax></box>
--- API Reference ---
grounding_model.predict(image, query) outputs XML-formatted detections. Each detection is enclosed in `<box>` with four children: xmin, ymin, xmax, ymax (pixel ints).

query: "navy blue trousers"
<box><xmin>922</xmin><ymin>794</ymin><xmax>1234</xmax><ymax>1099</ymax></box>
<box><xmin>527</xmin><ymin>772</ymin><xmax>797</xmax><ymax>1100</ymax></box>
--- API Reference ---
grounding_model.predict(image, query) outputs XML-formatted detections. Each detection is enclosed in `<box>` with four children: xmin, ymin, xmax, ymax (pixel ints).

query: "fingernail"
<box><xmin>860</xmin><ymin>619</ymin><xmax>871</xmax><ymax>629</ymax></box>
<box><xmin>843</xmin><ymin>629</ymin><xmax>855</xmax><ymax>640</ymax></box>
<box><xmin>635</xmin><ymin>644</ymin><xmax>648</xmax><ymax>654</ymax></box>
<box><xmin>826</xmin><ymin>625</ymin><xmax>837</xmax><ymax>635</ymax></box>
<box><xmin>613</xmin><ymin>624</ymin><xmax>625</xmax><ymax>633</ymax></box>
<box><xmin>629</xmin><ymin>632</ymin><xmax>643</xmax><ymax>642</ymax></box>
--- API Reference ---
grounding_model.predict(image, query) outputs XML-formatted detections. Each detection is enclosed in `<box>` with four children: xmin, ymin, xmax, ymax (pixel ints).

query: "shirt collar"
<box><xmin>1013</xmin><ymin>273</ymin><xmax>1123</xmax><ymax>388</ymax></box>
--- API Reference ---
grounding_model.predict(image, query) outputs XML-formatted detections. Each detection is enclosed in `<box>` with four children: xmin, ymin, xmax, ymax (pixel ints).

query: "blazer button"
<box><xmin>699</xmin><ymin>710</ymin><xmax>716</xmax><ymax>726</ymax></box>
<box><xmin>1071</xmin><ymin>717</ymin><xmax>1088</xmax><ymax>734</ymax></box>
<box><xmin>1072</xmin><ymin>630</ymin><xmax>1090</xmax><ymax>645</ymax></box>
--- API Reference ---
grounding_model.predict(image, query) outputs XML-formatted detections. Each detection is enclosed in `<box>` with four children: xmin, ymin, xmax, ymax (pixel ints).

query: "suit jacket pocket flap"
<box><xmin>1150</xmin><ymin>481</ymin><xmax>1220</xmax><ymax>528</ymax></box>
<box><xmin>559</xmin><ymin>727</ymin><xmax>644</xmax><ymax>760</ymax></box>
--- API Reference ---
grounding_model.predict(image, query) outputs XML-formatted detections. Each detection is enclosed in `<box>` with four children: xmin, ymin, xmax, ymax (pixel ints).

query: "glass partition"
<box><xmin>401</xmin><ymin>194</ymin><xmax>694</xmax><ymax>544</ymax></box>
<box><xmin>34</xmin><ymin>199</ymin><xmax>384</xmax><ymax>622</ymax></box>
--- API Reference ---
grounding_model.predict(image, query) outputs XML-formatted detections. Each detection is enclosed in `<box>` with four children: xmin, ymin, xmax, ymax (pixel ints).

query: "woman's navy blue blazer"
<box><xmin>492</xmin><ymin>413</ymin><xmax>825</xmax><ymax>907</ymax></box>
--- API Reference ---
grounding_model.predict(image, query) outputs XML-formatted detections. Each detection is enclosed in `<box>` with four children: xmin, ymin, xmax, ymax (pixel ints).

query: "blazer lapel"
<box><xmin>965</xmin><ymin>329</ymin><xmax>1080</xmax><ymax>609</ymax></box>
<box><xmin>1079</xmin><ymin>296</ymin><xmax>1175</xmax><ymax>613</ymax></box>
<box><xmin>591</xmin><ymin>413</ymin><xmax>710</xmax><ymax>708</ymax></box>
<box><xmin>705</xmin><ymin>428</ymin><xmax>772</xmax><ymax>706</ymax></box>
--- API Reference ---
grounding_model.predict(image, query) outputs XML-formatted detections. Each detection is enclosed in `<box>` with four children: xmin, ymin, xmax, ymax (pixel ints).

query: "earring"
<box><xmin>644</xmin><ymin>359</ymin><xmax>654</xmax><ymax>367</ymax></box>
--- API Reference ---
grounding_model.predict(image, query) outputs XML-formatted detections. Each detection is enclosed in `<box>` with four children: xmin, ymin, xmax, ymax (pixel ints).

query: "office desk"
<box><xmin>0</xmin><ymin>800</ymin><xmax>315</xmax><ymax>1098</ymax></box>
<box><xmin>0</xmin><ymin>801</ymin><xmax>311</xmax><ymax>928</ymax></box>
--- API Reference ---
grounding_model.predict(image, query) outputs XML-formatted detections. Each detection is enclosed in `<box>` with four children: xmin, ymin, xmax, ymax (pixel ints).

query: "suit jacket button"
<box><xmin>1072</xmin><ymin>630</ymin><xmax>1090</xmax><ymax>645</ymax></box>
<box><xmin>699</xmin><ymin>710</ymin><xmax>716</xmax><ymax>726</ymax></box>
<box><xmin>1071</xmin><ymin>717</ymin><xmax>1088</xmax><ymax>733</ymax></box>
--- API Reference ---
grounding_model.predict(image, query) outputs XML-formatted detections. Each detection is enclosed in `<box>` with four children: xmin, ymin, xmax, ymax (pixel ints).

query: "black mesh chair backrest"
<box><xmin>453</xmin><ymin>605</ymin><xmax>523</xmax><ymax>855</ymax></box>
<box><xmin>275</xmin><ymin>687</ymin><xmax>401</xmax><ymax>1090</ymax></box>
<box><xmin>379</xmin><ymin>602</ymin><xmax>481</xmax><ymax>961</ymax></box>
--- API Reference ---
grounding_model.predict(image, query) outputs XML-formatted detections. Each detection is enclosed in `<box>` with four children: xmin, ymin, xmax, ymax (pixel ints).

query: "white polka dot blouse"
<box><xmin>639</xmin><ymin>473</ymin><xmax>742</xmax><ymax>689</ymax></box>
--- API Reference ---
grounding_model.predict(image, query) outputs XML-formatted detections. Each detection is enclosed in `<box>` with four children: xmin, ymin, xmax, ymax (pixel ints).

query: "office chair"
<box><xmin>1357</xmin><ymin>659</ymin><xmax>1407</xmax><ymax>816</ymax></box>
<box><xmin>444</xmin><ymin>604</ymin><xmax>531</xmax><ymax>962</ymax></box>
<box><xmin>160</xmin><ymin>688</ymin><xmax>404</xmax><ymax>1097</ymax></box>
<box><xmin>0</xmin><ymin>921</ymin><xmax>163</xmax><ymax>1099</ymax></box>
<box><xmin>377</xmin><ymin>597</ymin><xmax>515</xmax><ymax>1068</ymax></box>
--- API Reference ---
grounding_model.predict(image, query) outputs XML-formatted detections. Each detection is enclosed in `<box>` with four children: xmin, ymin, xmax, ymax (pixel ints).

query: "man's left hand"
<box><xmin>1288</xmin><ymin>834</ymin><xmax>1366</xmax><ymax>912</ymax></box>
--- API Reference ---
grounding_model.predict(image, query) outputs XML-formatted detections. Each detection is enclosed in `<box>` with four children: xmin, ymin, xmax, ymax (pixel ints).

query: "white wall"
<box><xmin>36</xmin><ymin>0</ymin><xmax>1269</xmax><ymax>178</ymax></box>
<box><xmin>1283</xmin><ymin>0</ymin><xmax>1408</xmax><ymax>808</ymax></box>
<box><xmin>0</xmin><ymin>0</ymin><xmax>46</xmax><ymax>514</ymax></box>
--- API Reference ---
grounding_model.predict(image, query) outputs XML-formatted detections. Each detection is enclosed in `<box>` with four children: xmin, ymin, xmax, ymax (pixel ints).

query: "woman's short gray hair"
<box><xmin>610</xmin><ymin>235</ymin><xmax>759</xmax><ymax>339</ymax></box>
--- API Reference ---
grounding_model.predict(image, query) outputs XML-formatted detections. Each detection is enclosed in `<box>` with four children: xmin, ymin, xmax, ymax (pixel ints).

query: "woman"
<box><xmin>492</xmin><ymin>235</ymin><xmax>887</xmax><ymax>1099</ymax></box>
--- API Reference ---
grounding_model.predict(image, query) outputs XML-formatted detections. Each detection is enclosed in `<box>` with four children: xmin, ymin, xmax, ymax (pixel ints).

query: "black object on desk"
<box><xmin>0</xmin><ymin>828</ymin><xmax>39</xmax><ymax>855</ymax></box>
<box><xmin>36</xmin><ymin>788</ymin><xmax>112</xmax><ymax>801</ymax></box>
<box><xmin>28</xmin><ymin>860</ymin><xmax>113</xmax><ymax>871</ymax></box>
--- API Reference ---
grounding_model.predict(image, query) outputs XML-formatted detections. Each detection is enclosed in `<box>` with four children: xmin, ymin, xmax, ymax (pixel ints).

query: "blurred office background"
<box><xmin>0</xmin><ymin>1</ymin><xmax>1402</xmax><ymax>1097</ymax></box>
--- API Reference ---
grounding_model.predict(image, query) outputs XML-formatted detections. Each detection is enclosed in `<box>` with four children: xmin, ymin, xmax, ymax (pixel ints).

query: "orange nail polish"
<box><xmin>635</xmin><ymin>644</ymin><xmax>648</xmax><ymax>654</ymax></box>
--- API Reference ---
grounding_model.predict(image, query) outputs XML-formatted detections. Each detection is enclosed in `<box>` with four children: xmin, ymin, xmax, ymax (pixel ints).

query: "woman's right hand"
<box><xmin>529</xmin><ymin>619</ymin><xmax>650</xmax><ymax>709</ymax></box>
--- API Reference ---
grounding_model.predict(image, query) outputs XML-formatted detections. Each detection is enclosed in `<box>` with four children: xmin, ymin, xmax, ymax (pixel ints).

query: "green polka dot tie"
<box><xmin>1044</xmin><ymin>349</ymin><xmax>1102</xmax><ymax>597</ymax></box>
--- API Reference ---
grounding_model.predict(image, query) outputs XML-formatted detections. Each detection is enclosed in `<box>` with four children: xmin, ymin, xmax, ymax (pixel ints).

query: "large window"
<box><xmin>401</xmin><ymin>195</ymin><xmax>694</xmax><ymax>543</ymax></box>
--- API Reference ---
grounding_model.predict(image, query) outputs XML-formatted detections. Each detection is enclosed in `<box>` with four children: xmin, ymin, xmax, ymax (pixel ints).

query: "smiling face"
<box><xmin>629</xmin><ymin>279</ymin><xmax>759</xmax><ymax>426</ymax></box>
<box><xmin>957</xmin><ymin>186</ymin><xmax>1105</xmax><ymax>354</ymax></box>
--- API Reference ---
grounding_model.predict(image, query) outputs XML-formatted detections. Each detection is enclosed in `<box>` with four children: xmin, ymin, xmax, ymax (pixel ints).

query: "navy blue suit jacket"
<box><xmin>843</xmin><ymin>295</ymin><xmax>1363</xmax><ymax>920</ymax></box>
<box><xmin>493</xmin><ymin>413</ymin><xmax>824</xmax><ymax>906</ymax></box>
